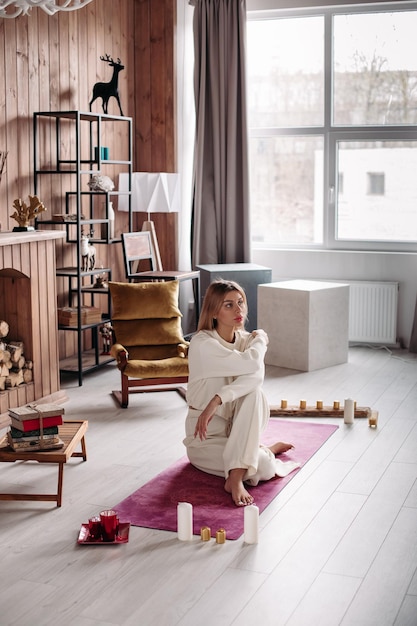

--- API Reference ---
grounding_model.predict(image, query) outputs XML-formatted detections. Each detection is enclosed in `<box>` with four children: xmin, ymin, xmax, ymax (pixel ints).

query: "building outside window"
<box><xmin>367</xmin><ymin>173</ymin><xmax>385</xmax><ymax>197</ymax></box>
<box><xmin>247</xmin><ymin>2</ymin><xmax>417</xmax><ymax>251</ymax></box>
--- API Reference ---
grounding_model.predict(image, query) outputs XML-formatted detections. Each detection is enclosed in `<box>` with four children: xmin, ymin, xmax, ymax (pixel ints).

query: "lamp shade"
<box><xmin>118</xmin><ymin>172</ymin><xmax>180</xmax><ymax>214</ymax></box>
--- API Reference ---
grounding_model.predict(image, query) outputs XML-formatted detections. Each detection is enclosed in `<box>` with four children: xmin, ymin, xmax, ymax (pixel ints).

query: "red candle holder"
<box><xmin>88</xmin><ymin>516</ymin><xmax>102</xmax><ymax>541</ymax></box>
<box><xmin>100</xmin><ymin>509</ymin><xmax>119</xmax><ymax>542</ymax></box>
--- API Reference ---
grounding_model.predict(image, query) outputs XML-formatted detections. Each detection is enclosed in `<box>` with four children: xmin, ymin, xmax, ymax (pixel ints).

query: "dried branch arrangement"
<box><xmin>0</xmin><ymin>150</ymin><xmax>7</xmax><ymax>184</ymax></box>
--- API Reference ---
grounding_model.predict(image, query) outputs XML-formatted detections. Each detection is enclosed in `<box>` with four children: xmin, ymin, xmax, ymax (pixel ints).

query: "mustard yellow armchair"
<box><xmin>109</xmin><ymin>280</ymin><xmax>189</xmax><ymax>408</ymax></box>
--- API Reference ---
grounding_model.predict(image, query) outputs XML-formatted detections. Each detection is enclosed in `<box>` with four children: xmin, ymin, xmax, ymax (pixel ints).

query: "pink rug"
<box><xmin>114</xmin><ymin>419</ymin><xmax>338</xmax><ymax>540</ymax></box>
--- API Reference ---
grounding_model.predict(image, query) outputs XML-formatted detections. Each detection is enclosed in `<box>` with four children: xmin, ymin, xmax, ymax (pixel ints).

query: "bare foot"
<box><xmin>268</xmin><ymin>441</ymin><xmax>294</xmax><ymax>455</ymax></box>
<box><xmin>224</xmin><ymin>468</ymin><xmax>254</xmax><ymax>506</ymax></box>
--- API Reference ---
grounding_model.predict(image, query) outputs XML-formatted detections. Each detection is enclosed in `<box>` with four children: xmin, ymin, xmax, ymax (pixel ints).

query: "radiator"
<box><xmin>346</xmin><ymin>281</ymin><xmax>399</xmax><ymax>345</ymax></box>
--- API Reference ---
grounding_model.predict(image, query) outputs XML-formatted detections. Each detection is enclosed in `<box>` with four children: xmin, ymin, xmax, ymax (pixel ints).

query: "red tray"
<box><xmin>77</xmin><ymin>522</ymin><xmax>130</xmax><ymax>545</ymax></box>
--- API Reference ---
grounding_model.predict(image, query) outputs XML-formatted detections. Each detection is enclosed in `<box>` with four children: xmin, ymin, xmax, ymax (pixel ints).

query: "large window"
<box><xmin>247</xmin><ymin>3</ymin><xmax>417</xmax><ymax>251</ymax></box>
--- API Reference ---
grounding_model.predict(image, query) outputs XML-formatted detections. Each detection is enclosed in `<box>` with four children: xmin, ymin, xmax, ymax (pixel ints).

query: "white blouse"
<box><xmin>186</xmin><ymin>328</ymin><xmax>268</xmax><ymax>419</ymax></box>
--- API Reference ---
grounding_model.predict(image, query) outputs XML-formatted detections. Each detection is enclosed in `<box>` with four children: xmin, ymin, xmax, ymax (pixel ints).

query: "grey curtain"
<box><xmin>410</xmin><ymin>295</ymin><xmax>417</xmax><ymax>352</ymax></box>
<box><xmin>190</xmin><ymin>0</ymin><xmax>251</xmax><ymax>266</ymax></box>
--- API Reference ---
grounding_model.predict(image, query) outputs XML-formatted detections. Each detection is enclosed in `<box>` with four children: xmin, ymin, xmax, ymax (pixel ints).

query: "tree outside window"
<box><xmin>247</xmin><ymin>5</ymin><xmax>417</xmax><ymax>250</ymax></box>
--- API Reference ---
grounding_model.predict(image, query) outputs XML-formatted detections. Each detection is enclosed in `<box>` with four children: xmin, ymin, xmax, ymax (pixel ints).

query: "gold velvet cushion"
<box><xmin>112</xmin><ymin>344</ymin><xmax>187</xmax><ymax>360</ymax></box>
<box><xmin>112</xmin><ymin>318</ymin><xmax>184</xmax><ymax>347</ymax></box>
<box><xmin>109</xmin><ymin>280</ymin><xmax>182</xmax><ymax>321</ymax></box>
<box><xmin>123</xmin><ymin>357</ymin><xmax>189</xmax><ymax>379</ymax></box>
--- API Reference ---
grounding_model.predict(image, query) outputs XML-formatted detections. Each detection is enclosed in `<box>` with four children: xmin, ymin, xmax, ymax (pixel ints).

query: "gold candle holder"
<box><xmin>200</xmin><ymin>526</ymin><xmax>211</xmax><ymax>541</ymax></box>
<box><xmin>368</xmin><ymin>412</ymin><xmax>378</xmax><ymax>428</ymax></box>
<box><xmin>333</xmin><ymin>401</ymin><xmax>340</xmax><ymax>410</ymax></box>
<box><xmin>316</xmin><ymin>400</ymin><xmax>323</xmax><ymax>410</ymax></box>
<box><xmin>215</xmin><ymin>528</ymin><xmax>226</xmax><ymax>544</ymax></box>
<box><xmin>281</xmin><ymin>399</ymin><xmax>288</xmax><ymax>409</ymax></box>
<box><xmin>300</xmin><ymin>400</ymin><xmax>306</xmax><ymax>410</ymax></box>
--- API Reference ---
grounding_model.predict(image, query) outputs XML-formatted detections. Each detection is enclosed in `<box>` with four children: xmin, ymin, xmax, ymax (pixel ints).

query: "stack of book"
<box><xmin>7</xmin><ymin>403</ymin><xmax>65</xmax><ymax>452</ymax></box>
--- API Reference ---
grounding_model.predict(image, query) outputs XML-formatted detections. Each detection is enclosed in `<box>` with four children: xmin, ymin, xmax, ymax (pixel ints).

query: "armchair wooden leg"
<box><xmin>121</xmin><ymin>373</ymin><xmax>129</xmax><ymax>408</ymax></box>
<box><xmin>112</xmin><ymin>374</ymin><xmax>129</xmax><ymax>408</ymax></box>
<box><xmin>112</xmin><ymin>374</ymin><xmax>188</xmax><ymax>408</ymax></box>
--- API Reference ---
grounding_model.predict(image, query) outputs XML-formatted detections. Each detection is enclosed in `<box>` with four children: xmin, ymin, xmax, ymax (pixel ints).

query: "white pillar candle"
<box><xmin>108</xmin><ymin>201</ymin><xmax>115</xmax><ymax>239</ymax></box>
<box><xmin>177</xmin><ymin>502</ymin><xmax>193</xmax><ymax>541</ymax></box>
<box><xmin>244</xmin><ymin>504</ymin><xmax>259</xmax><ymax>544</ymax></box>
<box><xmin>344</xmin><ymin>398</ymin><xmax>354</xmax><ymax>424</ymax></box>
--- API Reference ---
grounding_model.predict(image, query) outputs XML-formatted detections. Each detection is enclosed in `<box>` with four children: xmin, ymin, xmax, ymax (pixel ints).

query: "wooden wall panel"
<box><xmin>0</xmin><ymin>0</ymin><xmax>178</xmax><ymax>361</ymax></box>
<box><xmin>134</xmin><ymin>0</ymin><xmax>176</xmax><ymax>173</ymax></box>
<box><xmin>4</xmin><ymin>20</ymin><xmax>19</xmax><ymax>211</ymax></box>
<box><xmin>133</xmin><ymin>0</ymin><xmax>178</xmax><ymax>270</ymax></box>
<box><xmin>0</xmin><ymin>21</ymin><xmax>5</xmax><ymax>214</ymax></box>
<box><xmin>0</xmin><ymin>1</ymin><xmax>137</xmax><ymax>231</ymax></box>
<box><xmin>134</xmin><ymin>0</ymin><xmax>152</xmax><ymax>171</ymax></box>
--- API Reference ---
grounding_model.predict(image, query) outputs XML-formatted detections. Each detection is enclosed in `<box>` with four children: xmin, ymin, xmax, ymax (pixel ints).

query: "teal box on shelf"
<box><xmin>94</xmin><ymin>146</ymin><xmax>109</xmax><ymax>161</ymax></box>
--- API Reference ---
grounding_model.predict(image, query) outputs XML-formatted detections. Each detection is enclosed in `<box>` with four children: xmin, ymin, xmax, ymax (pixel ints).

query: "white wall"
<box><xmin>252</xmin><ymin>248</ymin><xmax>417</xmax><ymax>347</ymax></box>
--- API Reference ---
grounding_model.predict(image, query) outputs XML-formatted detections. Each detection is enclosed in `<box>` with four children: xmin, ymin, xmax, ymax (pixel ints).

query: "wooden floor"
<box><xmin>0</xmin><ymin>346</ymin><xmax>416</xmax><ymax>626</ymax></box>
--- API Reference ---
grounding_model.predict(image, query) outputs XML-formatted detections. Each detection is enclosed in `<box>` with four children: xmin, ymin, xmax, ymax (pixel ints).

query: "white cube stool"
<box><xmin>258</xmin><ymin>280</ymin><xmax>349</xmax><ymax>371</ymax></box>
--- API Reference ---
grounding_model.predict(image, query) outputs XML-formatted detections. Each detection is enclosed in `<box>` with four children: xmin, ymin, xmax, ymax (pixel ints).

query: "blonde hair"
<box><xmin>197</xmin><ymin>279</ymin><xmax>247</xmax><ymax>332</ymax></box>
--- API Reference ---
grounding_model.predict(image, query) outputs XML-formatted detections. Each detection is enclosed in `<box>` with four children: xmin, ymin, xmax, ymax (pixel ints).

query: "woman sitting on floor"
<box><xmin>183</xmin><ymin>279</ymin><xmax>299</xmax><ymax>506</ymax></box>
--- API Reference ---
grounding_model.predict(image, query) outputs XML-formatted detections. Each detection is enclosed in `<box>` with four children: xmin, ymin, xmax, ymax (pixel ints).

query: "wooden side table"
<box><xmin>0</xmin><ymin>420</ymin><xmax>88</xmax><ymax>507</ymax></box>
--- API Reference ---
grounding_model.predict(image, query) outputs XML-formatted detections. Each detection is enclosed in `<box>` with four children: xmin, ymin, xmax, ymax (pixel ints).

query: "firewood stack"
<box><xmin>0</xmin><ymin>320</ymin><xmax>33</xmax><ymax>391</ymax></box>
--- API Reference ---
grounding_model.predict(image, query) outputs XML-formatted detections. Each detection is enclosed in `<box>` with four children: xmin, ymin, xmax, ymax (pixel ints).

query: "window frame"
<box><xmin>247</xmin><ymin>2</ymin><xmax>417</xmax><ymax>253</ymax></box>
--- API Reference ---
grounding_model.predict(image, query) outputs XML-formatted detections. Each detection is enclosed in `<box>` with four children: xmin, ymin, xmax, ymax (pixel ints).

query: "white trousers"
<box><xmin>184</xmin><ymin>388</ymin><xmax>278</xmax><ymax>485</ymax></box>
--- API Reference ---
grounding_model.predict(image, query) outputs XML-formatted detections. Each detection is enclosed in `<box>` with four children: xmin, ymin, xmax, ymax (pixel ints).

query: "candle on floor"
<box><xmin>215</xmin><ymin>528</ymin><xmax>226</xmax><ymax>544</ymax></box>
<box><xmin>177</xmin><ymin>502</ymin><xmax>193</xmax><ymax>541</ymax></box>
<box><xmin>344</xmin><ymin>398</ymin><xmax>354</xmax><ymax>424</ymax></box>
<box><xmin>369</xmin><ymin>412</ymin><xmax>378</xmax><ymax>428</ymax></box>
<box><xmin>244</xmin><ymin>505</ymin><xmax>259</xmax><ymax>544</ymax></box>
<box><xmin>200</xmin><ymin>526</ymin><xmax>211</xmax><ymax>541</ymax></box>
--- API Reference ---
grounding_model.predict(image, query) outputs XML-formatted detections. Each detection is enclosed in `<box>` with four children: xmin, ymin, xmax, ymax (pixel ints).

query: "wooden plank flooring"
<box><xmin>0</xmin><ymin>346</ymin><xmax>416</xmax><ymax>625</ymax></box>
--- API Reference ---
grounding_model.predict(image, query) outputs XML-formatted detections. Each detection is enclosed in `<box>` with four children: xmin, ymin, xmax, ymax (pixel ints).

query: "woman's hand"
<box><xmin>251</xmin><ymin>328</ymin><xmax>269</xmax><ymax>345</ymax></box>
<box><xmin>194</xmin><ymin>394</ymin><xmax>222</xmax><ymax>440</ymax></box>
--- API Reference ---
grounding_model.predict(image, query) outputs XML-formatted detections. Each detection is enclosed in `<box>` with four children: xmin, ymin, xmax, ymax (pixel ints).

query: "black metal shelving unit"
<box><xmin>33</xmin><ymin>110</ymin><xmax>132</xmax><ymax>385</ymax></box>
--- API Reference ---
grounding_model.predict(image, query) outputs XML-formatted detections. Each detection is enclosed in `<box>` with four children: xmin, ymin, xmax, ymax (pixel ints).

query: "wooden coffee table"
<box><xmin>0</xmin><ymin>420</ymin><xmax>88</xmax><ymax>507</ymax></box>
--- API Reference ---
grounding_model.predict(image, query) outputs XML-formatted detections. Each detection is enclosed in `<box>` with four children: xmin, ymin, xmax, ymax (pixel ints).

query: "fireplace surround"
<box><xmin>0</xmin><ymin>230</ymin><xmax>66</xmax><ymax>417</ymax></box>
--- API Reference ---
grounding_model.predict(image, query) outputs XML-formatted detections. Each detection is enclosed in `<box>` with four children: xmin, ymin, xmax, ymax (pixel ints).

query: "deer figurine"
<box><xmin>89</xmin><ymin>54</ymin><xmax>125</xmax><ymax>116</ymax></box>
<box><xmin>80</xmin><ymin>235</ymin><xmax>96</xmax><ymax>272</ymax></box>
